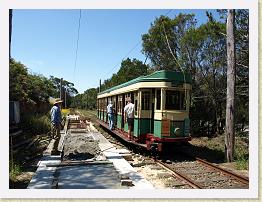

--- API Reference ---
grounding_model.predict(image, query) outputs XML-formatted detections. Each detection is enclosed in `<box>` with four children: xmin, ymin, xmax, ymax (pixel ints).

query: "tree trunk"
<box><xmin>225</xmin><ymin>9</ymin><xmax>236</xmax><ymax>162</ymax></box>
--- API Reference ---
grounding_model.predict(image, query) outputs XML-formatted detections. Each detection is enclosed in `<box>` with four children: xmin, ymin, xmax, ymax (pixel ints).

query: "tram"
<box><xmin>97</xmin><ymin>70</ymin><xmax>192</xmax><ymax>151</ymax></box>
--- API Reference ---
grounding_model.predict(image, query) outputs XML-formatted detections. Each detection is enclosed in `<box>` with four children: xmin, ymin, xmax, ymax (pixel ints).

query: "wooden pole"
<box><xmin>9</xmin><ymin>9</ymin><xmax>12</xmax><ymax>60</ymax></box>
<box><xmin>225</xmin><ymin>9</ymin><xmax>236</xmax><ymax>162</ymax></box>
<box><xmin>60</xmin><ymin>78</ymin><xmax>63</xmax><ymax>99</ymax></box>
<box><xmin>65</xmin><ymin>88</ymin><xmax>67</xmax><ymax>108</ymax></box>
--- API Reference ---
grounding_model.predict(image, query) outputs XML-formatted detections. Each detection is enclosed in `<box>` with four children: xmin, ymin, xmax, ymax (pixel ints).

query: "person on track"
<box><xmin>50</xmin><ymin>98</ymin><xmax>63</xmax><ymax>154</ymax></box>
<box><xmin>124</xmin><ymin>97</ymin><xmax>135</xmax><ymax>141</ymax></box>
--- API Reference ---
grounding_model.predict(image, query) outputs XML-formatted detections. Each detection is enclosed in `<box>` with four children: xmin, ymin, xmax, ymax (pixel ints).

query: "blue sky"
<box><xmin>11</xmin><ymin>9</ymin><xmax>221</xmax><ymax>94</ymax></box>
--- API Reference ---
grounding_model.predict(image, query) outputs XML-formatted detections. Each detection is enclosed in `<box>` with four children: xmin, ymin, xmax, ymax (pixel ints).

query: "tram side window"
<box><xmin>165</xmin><ymin>90</ymin><xmax>185</xmax><ymax>110</ymax></box>
<box><xmin>141</xmin><ymin>91</ymin><xmax>150</xmax><ymax>110</ymax></box>
<box><xmin>156</xmin><ymin>90</ymin><xmax>161</xmax><ymax>110</ymax></box>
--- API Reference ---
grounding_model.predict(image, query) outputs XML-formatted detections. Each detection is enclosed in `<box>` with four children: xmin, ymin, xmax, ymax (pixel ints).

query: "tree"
<box><xmin>49</xmin><ymin>76</ymin><xmax>78</xmax><ymax>107</ymax></box>
<box><xmin>142</xmin><ymin>14</ymin><xmax>197</xmax><ymax>71</ymax></box>
<box><xmin>9</xmin><ymin>58</ymin><xmax>31</xmax><ymax>103</ymax></box>
<box><xmin>225</xmin><ymin>9</ymin><xmax>236</xmax><ymax>162</ymax></box>
<box><xmin>100</xmin><ymin>58</ymin><xmax>148</xmax><ymax>92</ymax></box>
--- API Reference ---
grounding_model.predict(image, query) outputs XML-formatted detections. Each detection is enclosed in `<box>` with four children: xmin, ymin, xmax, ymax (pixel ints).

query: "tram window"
<box><xmin>141</xmin><ymin>91</ymin><xmax>150</xmax><ymax>110</ymax></box>
<box><xmin>156</xmin><ymin>90</ymin><xmax>161</xmax><ymax>110</ymax></box>
<box><xmin>118</xmin><ymin>101</ymin><xmax>122</xmax><ymax>113</ymax></box>
<box><xmin>165</xmin><ymin>90</ymin><xmax>185</xmax><ymax>110</ymax></box>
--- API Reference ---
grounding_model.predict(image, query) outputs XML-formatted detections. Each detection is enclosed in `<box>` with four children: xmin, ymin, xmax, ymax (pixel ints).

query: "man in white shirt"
<box><xmin>107</xmin><ymin>100</ymin><xmax>114</xmax><ymax>130</ymax></box>
<box><xmin>124</xmin><ymin>97</ymin><xmax>134</xmax><ymax>140</ymax></box>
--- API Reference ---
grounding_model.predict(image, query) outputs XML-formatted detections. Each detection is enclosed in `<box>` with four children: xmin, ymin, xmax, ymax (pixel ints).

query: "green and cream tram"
<box><xmin>97</xmin><ymin>70</ymin><xmax>192</xmax><ymax>151</ymax></box>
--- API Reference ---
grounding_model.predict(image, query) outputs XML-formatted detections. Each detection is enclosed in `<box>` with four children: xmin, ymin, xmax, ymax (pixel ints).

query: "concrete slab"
<box><xmin>27</xmin><ymin>155</ymin><xmax>61</xmax><ymax>189</ymax></box>
<box><xmin>43</xmin><ymin>139</ymin><xmax>55</xmax><ymax>156</ymax></box>
<box><xmin>57</xmin><ymin>164</ymin><xmax>123</xmax><ymax>189</ymax></box>
<box><xmin>58</xmin><ymin>131</ymin><xmax>67</xmax><ymax>152</ymax></box>
<box><xmin>93</xmin><ymin>132</ymin><xmax>154</xmax><ymax>189</ymax></box>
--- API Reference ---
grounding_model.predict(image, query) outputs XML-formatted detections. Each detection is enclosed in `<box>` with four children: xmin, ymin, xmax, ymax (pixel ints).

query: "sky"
<box><xmin>11</xmin><ymin>9</ymin><xmax>221</xmax><ymax>94</ymax></box>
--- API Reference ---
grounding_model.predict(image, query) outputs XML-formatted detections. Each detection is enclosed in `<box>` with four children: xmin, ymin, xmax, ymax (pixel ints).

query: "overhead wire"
<box><xmin>73</xmin><ymin>9</ymin><xmax>82</xmax><ymax>82</ymax></box>
<box><xmin>102</xmin><ymin>9</ymin><xmax>174</xmax><ymax>81</ymax></box>
<box><xmin>102</xmin><ymin>41</ymin><xmax>141</xmax><ymax>80</ymax></box>
<box><xmin>161</xmin><ymin>20</ymin><xmax>188</xmax><ymax>108</ymax></box>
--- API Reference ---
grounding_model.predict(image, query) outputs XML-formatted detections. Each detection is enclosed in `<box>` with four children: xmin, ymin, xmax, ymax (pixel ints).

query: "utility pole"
<box><xmin>225</xmin><ymin>9</ymin><xmax>236</xmax><ymax>162</ymax></box>
<box><xmin>60</xmin><ymin>78</ymin><xmax>63</xmax><ymax>108</ymax></box>
<box><xmin>9</xmin><ymin>9</ymin><xmax>12</xmax><ymax>60</ymax></box>
<box><xmin>99</xmin><ymin>79</ymin><xmax>101</xmax><ymax>92</ymax></box>
<box><xmin>65</xmin><ymin>88</ymin><xmax>67</xmax><ymax>109</ymax></box>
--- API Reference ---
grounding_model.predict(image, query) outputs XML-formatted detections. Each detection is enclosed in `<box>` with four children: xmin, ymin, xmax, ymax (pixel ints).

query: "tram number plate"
<box><xmin>162</xmin><ymin>119</ymin><xmax>170</xmax><ymax>136</ymax></box>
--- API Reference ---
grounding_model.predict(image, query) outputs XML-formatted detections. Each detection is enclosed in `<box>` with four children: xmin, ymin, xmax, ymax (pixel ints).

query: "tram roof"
<box><xmin>98</xmin><ymin>70</ymin><xmax>192</xmax><ymax>95</ymax></box>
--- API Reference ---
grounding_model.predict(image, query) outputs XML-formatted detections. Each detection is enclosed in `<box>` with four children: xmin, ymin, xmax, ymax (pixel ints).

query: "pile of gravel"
<box><xmin>63</xmin><ymin>133</ymin><xmax>101</xmax><ymax>161</ymax></box>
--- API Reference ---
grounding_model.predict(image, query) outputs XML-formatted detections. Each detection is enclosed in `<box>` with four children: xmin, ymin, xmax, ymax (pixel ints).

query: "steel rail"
<box><xmin>195</xmin><ymin>158</ymin><xmax>249</xmax><ymax>185</ymax></box>
<box><xmin>155</xmin><ymin>160</ymin><xmax>203</xmax><ymax>189</ymax></box>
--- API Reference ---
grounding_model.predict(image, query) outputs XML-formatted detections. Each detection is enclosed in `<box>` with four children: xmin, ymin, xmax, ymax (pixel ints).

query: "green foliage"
<box><xmin>50</xmin><ymin>76</ymin><xmax>78</xmax><ymax>107</ymax></box>
<box><xmin>21</xmin><ymin>113</ymin><xmax>51</xmax><ymax>135</ymax></box>
<box><xmin>72</xmin><ymin>58</ymin><xmax>148</xmax><ymax>110</ymax></box>
<box><xmin>101</xmin><ymin>58</ymin><xmax>148</xmax><ymax>91</ymax></box>
<box><xmin>142</xmin><ymin>14</ymin><xmax>197</xmax><ymax>71</ymax></box>
<box><xmin>9</xmin><ymin>160</ymin><xmax>22</xmax><ymax>180</ymax></box>
<box><xmin>9</xmin><ymin>58</ymin><xmax>31</xmax><ymax>103</ymax></box>
<box><xmin>234</xmin><ymin>138</ymin><xmax>249</xmax><ymax>170</ymax></box>
<box><xmin>10</xmin><ymin>58</ymin><xmax>78</xmax><ymax>113</ymax></box>
<box><xmin>142</xmin><ymin>10</ymin><xmax>248</xmax><ymax>137</ymax></box>
<box><xmin>71</xmin><ymin>88</ymin><xmax>97</xmax><ymax>110</ymax></box>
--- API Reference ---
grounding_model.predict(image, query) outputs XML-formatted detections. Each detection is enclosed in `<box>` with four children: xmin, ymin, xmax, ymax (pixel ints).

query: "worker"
<box><xmin>107</xmin><ymin>100</ymin><xmax>114</xmax><ymax>130</ymax></box>
<box><xmin>50</xmin><ymin>98</ymin><xmax>63</xmax><ymax>154</ymax></box>
<box><xmin>124</xmin><ymin>97</ymin><xmax>135</xmax><ymax>141</ymax></box>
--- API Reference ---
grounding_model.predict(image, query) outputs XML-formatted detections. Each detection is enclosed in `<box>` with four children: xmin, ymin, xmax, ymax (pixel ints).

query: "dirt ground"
<box><xmin>63</xmin><ymin>133</ymin><xmax>101</xmax><ymax>160</ymax></box>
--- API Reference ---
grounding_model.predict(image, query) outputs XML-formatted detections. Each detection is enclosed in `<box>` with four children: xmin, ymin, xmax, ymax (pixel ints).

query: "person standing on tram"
<box><xmin>124</xmin><ymin>97</ymin><xmax>135</xmax><ymax>141</ymax></box>
<box><xmin>107</xmin><ymin>100</ymin><xmax>114</xmax><ymax>130</ymax></box>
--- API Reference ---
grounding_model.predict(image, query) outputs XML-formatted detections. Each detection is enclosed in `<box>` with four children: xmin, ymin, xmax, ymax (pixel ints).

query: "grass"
<box><xmin>21</xmin><ymin>112</ymin><xmax>51</xmax><ymax>135</ymax></box>
<box><xmin>190</xmin><ymin>134</ymin><xmax>249</xmax><ymax>170</ymax></box>
<box><xmin>10</xmin><ymin>112</ymin><xmax>53</xmax><ymax>187</ymax></box>
<box><xmin>9</xmin><ymin>160</ymin><xmax>22</xmax><ymax>181</ymax></box>
<box><xmin>75</xmin><ymin>109</ymin><xmax>97</xmax><ymax>120</ymax></box>
<box><xmin>234</xmin><ymin>137</ymin><xmax>249</xmax><ymax>170</ymax></box>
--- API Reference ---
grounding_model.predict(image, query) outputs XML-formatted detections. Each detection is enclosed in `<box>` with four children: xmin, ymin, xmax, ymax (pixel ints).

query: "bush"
<box><xmin>9</xmin><ymin>160</ymin><xmax>22</xmax><ymax>180</ymax></box>
<box><xmin>21</xmin><ymin>113</ymin><xmax>51</xmax><ymax>134</ymax></box>
<box><xmin>234</xmin><ymin>138</ymin><xmax>249</xmax><ymax>170</ymax></box>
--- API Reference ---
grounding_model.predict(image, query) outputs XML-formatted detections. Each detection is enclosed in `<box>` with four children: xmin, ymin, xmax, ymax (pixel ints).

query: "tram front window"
<box><xmin>165</xmin><ymin>90</ymin><xmax>186</xmax><ymax>110</ymax></box>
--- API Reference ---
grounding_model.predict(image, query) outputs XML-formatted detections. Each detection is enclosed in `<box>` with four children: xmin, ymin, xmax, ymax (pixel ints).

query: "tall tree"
<box><xmin>225</xmin><ymin>9</ymin><xmax>236</xmax><ymax>162</ymax></box>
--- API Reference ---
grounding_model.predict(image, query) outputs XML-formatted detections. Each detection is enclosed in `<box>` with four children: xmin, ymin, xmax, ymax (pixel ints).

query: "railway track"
<box><xmin>155</xmin><ymin>158</ymin><xmax>248</xmax><ymax>189</ymax></box>
<box><xmin>97</xmin><ymin>123</ymin><xmax>249</xmax><ymax>189</ymax></box>
<box><xmin>71</xmin><ymin>111</ymin><xmax>249</xmax><ymax>190</ymax></box>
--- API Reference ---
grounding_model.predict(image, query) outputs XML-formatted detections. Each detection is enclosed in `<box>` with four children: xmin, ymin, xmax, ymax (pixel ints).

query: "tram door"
<box><xmin>151</xmin><ymin>89</ymin><xmax>155</xmax><ymax>134</ymax></box>
<box><xmin>121</xmin><ymin>94</ymin><xmax>125</xmax><ymax>129</ymax></box>
<box><xmin>113</xmin><ymin>96</ymin><xmax>117</xmax><ymax>127</ymax></box>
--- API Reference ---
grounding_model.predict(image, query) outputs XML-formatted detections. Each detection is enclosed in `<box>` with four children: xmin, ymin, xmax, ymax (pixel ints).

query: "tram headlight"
<box><xmin>174</xmin><ymin>128</ymin><xmax>181</xmax><ymax>136</ymax></box>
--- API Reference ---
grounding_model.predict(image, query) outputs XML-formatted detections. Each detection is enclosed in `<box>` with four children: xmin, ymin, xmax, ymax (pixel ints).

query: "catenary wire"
<box><xmin>73</xmin><ymin>9</ymin><xmax>82</xmax><ymax>82</ymax></box>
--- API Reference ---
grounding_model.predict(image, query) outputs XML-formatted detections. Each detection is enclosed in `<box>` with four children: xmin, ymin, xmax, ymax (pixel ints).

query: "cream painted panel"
<box><xmin>97</xmin><ymin>82</ymin><xmax>192</xmax><ymax>99</ymax></box>
<box><xmin>162</xmin><ymin>111</ymin><xmax>189</xmax><ymax>121</ymax></box>
<box><xmin>154</xmin><ymin>111</ymin><xmax>162</xmax><ymax>120</ymax></box>
<box><xmin>97</xmin><ymin>81</ymin><xmax>170</xmax><ymax>98</ymax></box>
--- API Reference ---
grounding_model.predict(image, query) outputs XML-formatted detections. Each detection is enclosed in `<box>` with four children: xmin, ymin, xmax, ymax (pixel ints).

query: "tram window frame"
<box><xmin>165</xmin><ymin>90</ymin><xmax>186</xmax><ymax>110</ymax></box>
<box><xmin>156</xmin><ymin>89</ymin><xmax>161</xmax><ymax>110</ymax></box>
<box><xmin>141</xmin><ymin>91</ymin><xmax>150</xmax><ymax>110</ymax></box>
